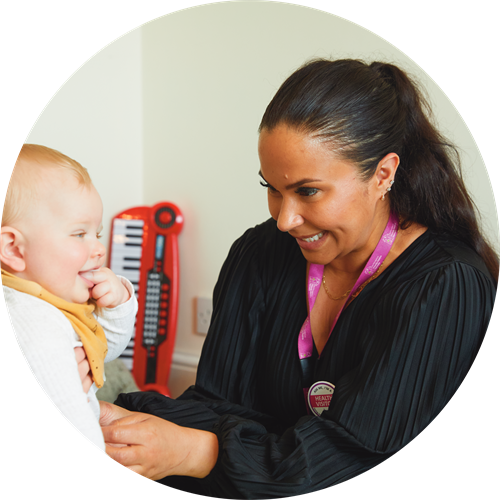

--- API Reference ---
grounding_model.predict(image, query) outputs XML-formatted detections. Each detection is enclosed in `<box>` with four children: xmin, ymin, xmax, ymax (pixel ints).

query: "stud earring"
<box><xmin>381</xmin><ymin>180</ymin><xmax>394</xmax><ymax>201</ymax></box>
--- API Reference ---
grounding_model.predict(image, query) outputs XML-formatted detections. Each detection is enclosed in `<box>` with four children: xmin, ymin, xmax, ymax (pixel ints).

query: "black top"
<box><xmin>117</xmin><ymin>218</ymin><xmax>496</xmax><ymax>499</ymax></box>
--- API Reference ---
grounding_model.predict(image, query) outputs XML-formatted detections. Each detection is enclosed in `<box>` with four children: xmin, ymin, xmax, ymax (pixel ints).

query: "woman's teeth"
<box><xmin>302</xmin><ymin>232</ymin><xmax>324</xmax><ymax>243</ymax></box>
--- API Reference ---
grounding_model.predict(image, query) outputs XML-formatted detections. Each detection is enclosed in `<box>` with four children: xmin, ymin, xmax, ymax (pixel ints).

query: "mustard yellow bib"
<box><xmin>2</xmin><ymin>269</ymin><xmax>108</xmax><ymax>388</ymax></box>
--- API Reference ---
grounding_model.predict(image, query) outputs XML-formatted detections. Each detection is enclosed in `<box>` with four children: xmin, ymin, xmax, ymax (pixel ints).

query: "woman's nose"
<box><xmin>276</xmin><ymin>199</ymin><xmax>304</xmax><ymax>233</ymax></box>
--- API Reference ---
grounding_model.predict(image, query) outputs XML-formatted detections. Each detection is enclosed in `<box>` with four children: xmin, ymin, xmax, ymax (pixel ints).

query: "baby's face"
<box><xmin>19</xmin><ymin>169</ymin><xmax>106</xmax><ymax>303</ymax></box>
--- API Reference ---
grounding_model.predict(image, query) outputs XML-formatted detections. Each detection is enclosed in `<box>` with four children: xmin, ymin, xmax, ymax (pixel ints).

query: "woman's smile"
<box><xmin>301</xmin><ymin>231</ymin><xmax>324</xmax><ymax>243</ymax></box>
<box><xmin>295</xmin><ymin>231</ymin><xmax>327</xmax><ymax>250</ymax></box>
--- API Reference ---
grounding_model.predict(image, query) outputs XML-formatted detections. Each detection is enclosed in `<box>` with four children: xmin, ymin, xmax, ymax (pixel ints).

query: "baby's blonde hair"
<box><xmin>2</xmin><ymin>144</ymin><xmax>92</xmax><ymax>227</ymax></box>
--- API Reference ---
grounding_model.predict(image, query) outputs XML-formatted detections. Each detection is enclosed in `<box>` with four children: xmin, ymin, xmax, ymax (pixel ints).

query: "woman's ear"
<box><xmin>0</xmin><ymin>226</ymin><xmax>27</xmax><ymax>272</ymax></box>
<box><xmin>375</xmin><ymin>153</ymin><xmax>399</xmax><ymax>187</ymax></box>
<box><xmin>376</xmin><ymin>153</ymin><xmax>399</xmax><ymax>182</ymax></box>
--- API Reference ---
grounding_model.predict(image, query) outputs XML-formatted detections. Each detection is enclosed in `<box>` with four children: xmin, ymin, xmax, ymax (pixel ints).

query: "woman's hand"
<box><xmin>100</xmin><ymin>405</ymin><xmax>219</xmax><ymax>480</ymax></box>
<box><xmin>74</xmin><ymin>346</ymin><xmax>92</xmax><ymax>394</ymax></box>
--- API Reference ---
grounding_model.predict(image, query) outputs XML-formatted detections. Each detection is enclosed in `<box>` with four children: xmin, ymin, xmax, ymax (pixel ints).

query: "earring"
<box><xmin>380</xmin><ymin>180</ymin><xmax>394</xmax><ymax>201</ymax></box>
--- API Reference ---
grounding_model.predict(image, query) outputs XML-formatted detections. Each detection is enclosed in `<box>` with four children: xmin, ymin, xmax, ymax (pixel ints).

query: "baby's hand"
<box><xmin>81</xmin><ymin>267</ymin><xmax>130</xmax><ymax>308</ymax></box>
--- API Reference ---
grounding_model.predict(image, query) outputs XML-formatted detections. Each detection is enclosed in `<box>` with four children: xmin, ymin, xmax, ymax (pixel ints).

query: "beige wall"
<box><xmin>27</xmin><ymin>30</ymin><xmax>144</xmax><ymax>248</ymax></box>
<box><xmin>26</xmin><ymin>2</ymin><xmax>498</xmax><ymax>395</ymax></box>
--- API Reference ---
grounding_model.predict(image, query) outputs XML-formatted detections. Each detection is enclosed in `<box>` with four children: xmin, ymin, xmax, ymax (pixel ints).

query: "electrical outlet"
<box><xmin>196</xmin><ymin>296</ymin><xmax>212</xmax><ymax>335</ymax></box>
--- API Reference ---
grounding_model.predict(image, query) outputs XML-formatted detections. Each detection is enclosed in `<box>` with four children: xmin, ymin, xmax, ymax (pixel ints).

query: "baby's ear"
<box><xmin>0</xmin><ymin>226</ymin><xmax>26</xmax><ymax>272</ymax></box>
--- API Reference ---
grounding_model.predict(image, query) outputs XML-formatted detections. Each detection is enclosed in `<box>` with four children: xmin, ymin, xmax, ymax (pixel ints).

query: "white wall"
<box><xmin>23</xmin><ymin>2</ymin><xmax>498</xmax><ymax>394</ymax></box>
<box><xmin>26</xmin><ymin>30</ymin><xmax>144</xmax><ymax>248</ymax></box>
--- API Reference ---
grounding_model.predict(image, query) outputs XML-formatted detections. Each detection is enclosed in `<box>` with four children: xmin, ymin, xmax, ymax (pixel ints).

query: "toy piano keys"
<box><xmin>108</xmin><ymin>202</ymin><xmax>183</xmax><ymax>396</ymax></box>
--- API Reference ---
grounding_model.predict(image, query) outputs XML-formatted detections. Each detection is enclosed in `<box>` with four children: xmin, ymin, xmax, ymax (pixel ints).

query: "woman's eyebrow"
<box><xmin>284</xmin><ymin>178</ymin><xmax>322</xmax><ymax>190</ymax></box>
<box><xmin>258</xmin><ymin>171</ymin><xmax>321</xmax><ymax>190</ymax></box>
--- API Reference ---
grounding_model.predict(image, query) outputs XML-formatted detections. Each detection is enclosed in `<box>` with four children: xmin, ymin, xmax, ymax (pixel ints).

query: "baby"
<box><xmin>1</xmin><ymin>144</ymin><xmax>138</xmax><ymax>450</ymax></box>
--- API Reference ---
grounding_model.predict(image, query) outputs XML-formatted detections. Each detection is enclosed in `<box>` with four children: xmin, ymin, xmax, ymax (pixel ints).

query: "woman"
<box><xmin>98</xmin><ymin>59</ymin><xmax>497</xmax><ymax>498</ymax></box>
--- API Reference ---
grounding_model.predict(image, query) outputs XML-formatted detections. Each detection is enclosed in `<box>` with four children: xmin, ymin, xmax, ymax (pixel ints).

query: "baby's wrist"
<box><xmin>117</xmin><ymin>276</ymin><xmax>133</xmax><ymax>305</ymax></box>
<box><xmin>120</xmin><ymin>282</ymin><xmax>131</xmax><ymax>304</ymax></box>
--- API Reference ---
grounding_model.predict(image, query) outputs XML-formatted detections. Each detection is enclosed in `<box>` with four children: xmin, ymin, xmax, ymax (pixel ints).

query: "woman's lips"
<box><xmin>301</xmin><ymin>231</ymin><xmax>324</xmax><ymax>243</ymax></box>
<box><xmin>295</xmin><ymin>231</ymin><xmax>327</xmax><ymax>251</ymax></box>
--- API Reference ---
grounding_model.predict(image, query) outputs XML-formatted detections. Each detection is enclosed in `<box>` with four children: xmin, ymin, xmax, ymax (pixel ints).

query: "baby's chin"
<box><xmin>76</xmin><ymin>289</ymin><xmax>93</xmax><ymax>305</ymax></box>
<box><xmin>57</xmin><ymin>287</ymin><xmax>92</xmax><ymax>305</ymax></box>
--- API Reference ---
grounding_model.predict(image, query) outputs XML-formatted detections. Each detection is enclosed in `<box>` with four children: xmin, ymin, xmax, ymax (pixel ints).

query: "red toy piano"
<box><xmin>108</xmin><ymin>202</ymin><xmax>183</xmax><ymax>396</ymax></box>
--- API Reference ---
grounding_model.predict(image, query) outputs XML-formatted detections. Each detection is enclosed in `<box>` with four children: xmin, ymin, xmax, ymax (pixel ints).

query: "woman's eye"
<box><xmin>97</xmin><ymin>233</ymin><xmax>103</xmax><ymax>239</ymax></box>
<box><xmin>74</xmin><ymin>233</ymin><xmax>85</xmax><ymax>238</ymax></box>
<box><xmin>296</xmin><ymin>187</ymin><xmax>319</xmax><ymax>197</ymax></box>
<box><xmin>260</xmin><ymin>180</ymin><xmax>277</xmax><ymax>193</ymax></box>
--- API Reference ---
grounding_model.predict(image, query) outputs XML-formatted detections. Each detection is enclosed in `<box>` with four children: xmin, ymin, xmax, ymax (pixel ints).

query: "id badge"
<box><xmin>307</xmin><ymin>381</ymin><xmax>335</xmax><ymax>416</ymax></box>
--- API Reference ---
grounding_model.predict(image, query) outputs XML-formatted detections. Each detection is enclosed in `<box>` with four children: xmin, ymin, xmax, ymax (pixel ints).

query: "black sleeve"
<box><xmin>116</xmin><ymin>227</ymin><xmax>495</xmax><ymax>499</ymax></box>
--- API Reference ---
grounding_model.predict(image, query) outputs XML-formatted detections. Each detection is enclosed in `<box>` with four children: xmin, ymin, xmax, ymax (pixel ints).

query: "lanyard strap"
<box><xmin>298</xmin><ymin>211</ymin><xmax>399</xmax><ymax>361</ymax></box>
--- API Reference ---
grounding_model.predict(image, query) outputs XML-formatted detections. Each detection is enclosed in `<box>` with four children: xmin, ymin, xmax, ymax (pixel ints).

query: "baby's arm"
<box><xmin>94</xmin><ymin>276</ymin><xmax>138</xmax><ymax>362</ymax></box>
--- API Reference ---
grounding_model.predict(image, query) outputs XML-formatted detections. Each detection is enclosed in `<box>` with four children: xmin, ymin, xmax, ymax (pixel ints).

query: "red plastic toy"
<box><xmin>108</xmin><ymin>202</ymin><xmax>183</xmax><ymax>396</ymax></box>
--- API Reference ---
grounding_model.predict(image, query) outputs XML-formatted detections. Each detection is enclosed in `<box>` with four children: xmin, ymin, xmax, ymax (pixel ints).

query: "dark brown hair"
<box><xmin>259</xmin><ymin>59</ymin><xmax>498</xmax><ymax>283</ymax></box>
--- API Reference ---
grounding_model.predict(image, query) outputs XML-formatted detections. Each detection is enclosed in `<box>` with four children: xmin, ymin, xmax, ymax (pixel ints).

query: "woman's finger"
<box><xmin>101</xmin><ymin>415</ymin><xmax>151</xmax><ymax>445</ymax></box>
<box><xmin>99</xmin><ymin>401</ymin><xmax>133</xmax><ymax>426</ymax></box>
<box><xmin>74</xmin><ymin>346</ymin><xmax>86</xmax><ymax>363</ymax></box>
<box><xmin>74</xmin><ymin>346</ymin><xmax>92</xmax><ymax>393</ymax></box>
<box><xmin>77</xmin><ymin>356</ymin><xmax>90</xmax><ymax>380</ymax></box>
<box><xmin>105</xmin><ymin>440</ymin><xmax>152</xmax><ymax>473</ymax></box>
<box><xmin>106</xmin><ymin>443</ymin><xmax>137</xmax><ymax>467</ymax></box>
<box><xmin>126</xmin><ymin>464</ymin><xmax>144</xmax><ymax>476</ymax></box>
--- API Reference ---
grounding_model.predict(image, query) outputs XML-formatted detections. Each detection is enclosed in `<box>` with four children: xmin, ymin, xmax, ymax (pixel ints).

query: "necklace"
<box><xmin>322</xmin><ymin>261</ymin><xmax>386</xmax><ymax>301</ymax></box>
<box><xmin>322</xmin><ymin>273</ymin><xmax>352</xmax><ymax>300</ymax></box>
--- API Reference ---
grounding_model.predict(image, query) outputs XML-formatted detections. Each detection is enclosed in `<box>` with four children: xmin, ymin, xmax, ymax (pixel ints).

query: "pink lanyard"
<box><xmin>298</xmin><ymin>212</ymin><xmax>399</xmax><ymax>361</ymax></box>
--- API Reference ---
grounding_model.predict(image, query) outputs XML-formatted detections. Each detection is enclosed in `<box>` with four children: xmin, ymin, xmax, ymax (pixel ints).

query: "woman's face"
<box><xmin>258</xmin><ymin>125</ymin><xmax>394</xmax><ymax>270</ymax></box>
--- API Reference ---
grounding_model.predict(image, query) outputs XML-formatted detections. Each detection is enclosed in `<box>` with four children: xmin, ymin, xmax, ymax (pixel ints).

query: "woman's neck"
<box><xmin>325</xmin><ymin>210</ymin><xmax>391</xmax><ymax>278</ymax></box>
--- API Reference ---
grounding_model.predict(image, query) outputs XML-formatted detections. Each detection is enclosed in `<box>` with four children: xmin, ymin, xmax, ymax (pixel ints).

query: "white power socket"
<box><xmin>196</xmin><ymin>296</ymin><xmax>212</xmax><ymax>335</ymax></box>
